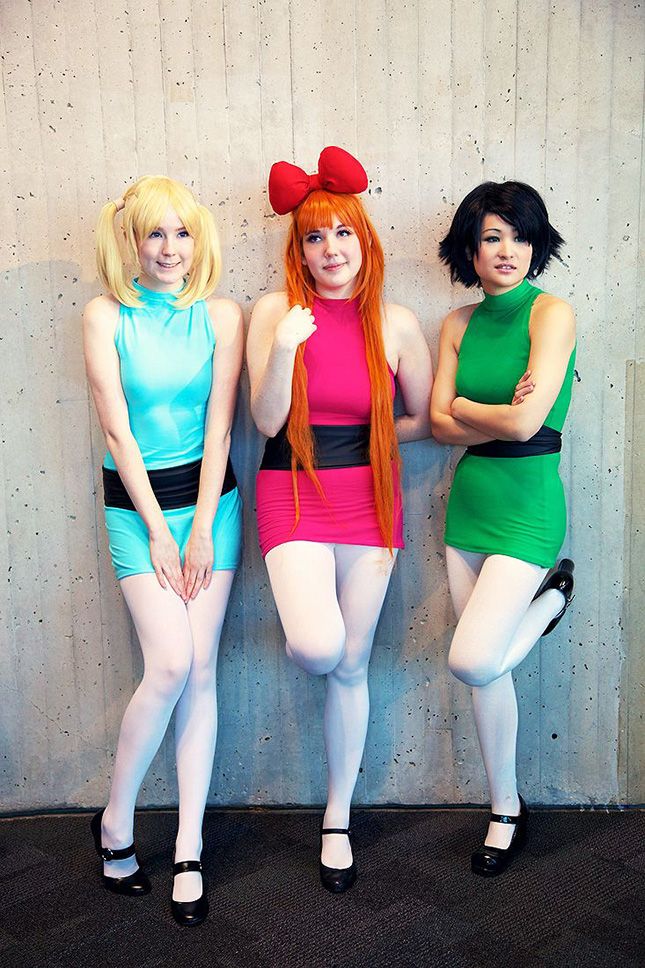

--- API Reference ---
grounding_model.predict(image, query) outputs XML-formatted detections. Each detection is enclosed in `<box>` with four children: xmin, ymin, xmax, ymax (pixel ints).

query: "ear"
<box><xmin>465</xmin><ymin>247</ymin><xmax>473</xmax><ymax>261</ymax></box>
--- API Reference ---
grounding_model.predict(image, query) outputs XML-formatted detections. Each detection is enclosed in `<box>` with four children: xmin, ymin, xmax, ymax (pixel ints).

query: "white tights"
<box><xmin>101</xmin><ymin>570</ymin><xmax>234</xmax><ymax>902</ymax></box>
<box><xmin>265</xmin><ymin>541</ymin><xmax>397</xmax><ymax>869</ymax></box>
<box><xmin>446</xmin><ymin>547</ymin><xmax>564</xmax><ymax>848</ymax></box>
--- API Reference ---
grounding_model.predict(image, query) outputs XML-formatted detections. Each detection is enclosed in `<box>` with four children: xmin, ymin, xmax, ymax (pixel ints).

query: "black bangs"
<box><xmin>439</xmin><ymin>181</ymin><xmax>565</xmax><ymax>288</ymax></box>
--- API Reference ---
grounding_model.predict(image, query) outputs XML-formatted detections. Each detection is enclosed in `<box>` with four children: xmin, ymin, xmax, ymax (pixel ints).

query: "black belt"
<box><xmin>466</xmin><ymin>425</ymin><xmax>562</xmax><ymax>458</ymax></box>
<box><xmin>103</xmin><ymin>457</ymin><xmax>237</xmax><ymax>511</ymax></box>
<box><xmin>260</xmin><ymin>424</ymin><xmax>371</xmax><ymax>471</ymax></box>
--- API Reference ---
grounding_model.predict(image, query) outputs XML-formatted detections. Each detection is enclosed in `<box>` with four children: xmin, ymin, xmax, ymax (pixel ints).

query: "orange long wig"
<box><xmin>284</xmin><ymin>189</ymin><xmax>401</xmax><ymax>552</ymax></box>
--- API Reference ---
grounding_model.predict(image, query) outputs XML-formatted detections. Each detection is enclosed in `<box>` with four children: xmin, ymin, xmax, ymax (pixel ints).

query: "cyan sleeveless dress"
<box><xmin>255</xmin><ymin>295</ymin><xmax>403</xmax><ymax>557</ymax></box>
<box><xmin>103</xmin><ymin>281</ymin><xmax>242</xmax><ymax>579</ymax></box>
<box><xmin>445</xmin><ymin>278</ymin><xmax>575</xmax><ymax>567</ymax></box>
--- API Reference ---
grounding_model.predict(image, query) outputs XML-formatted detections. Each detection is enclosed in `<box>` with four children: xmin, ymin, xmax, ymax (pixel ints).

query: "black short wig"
<box><xmin>439</xmin><ymin>181</ymin><xmax>565</xmax><ymax>288</ymax></box>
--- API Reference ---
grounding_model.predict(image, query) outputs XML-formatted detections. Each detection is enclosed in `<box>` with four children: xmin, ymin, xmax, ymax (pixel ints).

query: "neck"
<box><xmin>137</xmin><ymin>272</ymin><xmax>185</xmax><ymax>295</ymax></box>
<box><xmin>481</xmin><ymin>277</ymin><xmax>528</xmax><ymax>298</ymax></box>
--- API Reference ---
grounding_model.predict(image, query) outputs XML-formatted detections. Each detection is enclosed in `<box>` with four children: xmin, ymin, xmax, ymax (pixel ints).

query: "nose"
<box><xmin>323</xmin><ymin>232</ymin><xmax>339</xmax><ymax>257</ymax></box>
<box><xmin>162</xmin><ymin>235</ymin><xmax>176</xmax><ymax>255</ymax></box>
<box><xmin>498</xmin><ymin>235</ymin><xmax>514</xmax><ymax>258</ymax></box>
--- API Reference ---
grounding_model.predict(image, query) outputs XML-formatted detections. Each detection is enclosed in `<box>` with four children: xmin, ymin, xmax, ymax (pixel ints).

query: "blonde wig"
<box><xmin>95</xmin><ymin>175</ymin><xmax>221</xmax><ymax>309</ymax></box>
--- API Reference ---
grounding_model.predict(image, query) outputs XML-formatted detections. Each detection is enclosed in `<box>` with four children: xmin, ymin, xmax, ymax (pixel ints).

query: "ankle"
<box><xmin>174</xmin><ymin>838</ymin><xmax>203</xmax><ymax>862</ymax></box>
<box><xmin>490</xmin><ymin>793</ymin><xmax>520</xmax><ymax>817</ymax></box>
<box><xmin>101</xmin><ymin>809</ymin><xmax>134</xmax><ymax>848</ymax></box>
<box><xmin>322</xmin><ymin>808</ymin><xmax>350</xmax><ymax>830</ymax></box>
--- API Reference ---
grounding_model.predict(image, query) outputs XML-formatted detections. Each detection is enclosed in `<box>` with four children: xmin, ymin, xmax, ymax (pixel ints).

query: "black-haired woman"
<box><xmin>430</xmin><ymin>181</ymin><xmax>576</xmax><ymax>876</ymax></box>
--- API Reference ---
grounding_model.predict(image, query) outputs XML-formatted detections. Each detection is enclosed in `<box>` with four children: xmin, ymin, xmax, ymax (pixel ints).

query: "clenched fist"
<box><xmin>274</xmin><ymin>304</ymin><xmax>317</xmax><ymax>352</ymax></box>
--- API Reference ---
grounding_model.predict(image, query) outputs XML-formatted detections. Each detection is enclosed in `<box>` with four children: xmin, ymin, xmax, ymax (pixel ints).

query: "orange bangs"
<box><xmin>283</xmin><ymin>190</ymin><xmax>400</xmax><ymax>552</ymax></box>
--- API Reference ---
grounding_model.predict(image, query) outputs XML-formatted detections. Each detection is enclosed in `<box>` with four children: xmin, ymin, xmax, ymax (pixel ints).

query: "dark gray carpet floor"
<box><xmin>0</xmin><ymin>808</ymin><xmax>643</xmax><ymax>968</ymax></box>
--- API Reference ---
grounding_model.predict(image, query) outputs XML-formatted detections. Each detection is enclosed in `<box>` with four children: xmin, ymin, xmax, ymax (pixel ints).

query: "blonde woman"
<box><xmin>83</xmin><ymin>176</ymin><xmax>243</xmax><ymax>925</ymax></box>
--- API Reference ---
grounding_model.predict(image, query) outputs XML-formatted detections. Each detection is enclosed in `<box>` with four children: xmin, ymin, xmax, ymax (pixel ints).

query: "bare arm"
<box><xmin>451</xmin><ymin>295</ymin><xmax>576</xmax><ymax>441</ymax></box>
<box><xmin>430</xmin><ymin>307</ymin><xmax>496</xmax><ymax>446</ymax></box>
<box><xmin>82</xmin><ymin>296</ymin><xmax>185</xmax><ymax>597</ymax></box>
<box><xmin>385</xmin><ymin>303</ymin><xmax>433</xmax><ymax>443</ymax></box>
<box><xmin>246</xmin><ymin>292</ymin><xmax>316</xmax><ymax>437</ymax></box>
<box><xmin>183</xmin><ymin>298</ymin><xmax>244</xmax><ymax>598</ymax></box>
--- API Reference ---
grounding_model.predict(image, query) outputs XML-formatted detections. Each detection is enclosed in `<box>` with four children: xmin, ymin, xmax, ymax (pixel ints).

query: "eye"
<box><xmin>305</xmin><ymin>233</ymin><xmax>322</xmax><ymax>244</ymax></box>
<box><xmin>178</xmin><ymin>229</ymin><xmax>190</xmax><ymax>238</ymax></box>
<box><xmin>337</xmin><ymin>228</ymin><xmax>352</xmax><ymax>237</ymax></box>
<box><xmin>515</xmin><ymin>235</ymin><xmax>529</xmax><ymax>245</ymax></box>
<box><xmin>483</xmin><ymin>234</ymin><xmax>499</xmax><ymax>243</ymax></box>
<box><xmin>149</xmin><ymin>230</ymin><xmax>162</xmax><ymax>238</ymax></box>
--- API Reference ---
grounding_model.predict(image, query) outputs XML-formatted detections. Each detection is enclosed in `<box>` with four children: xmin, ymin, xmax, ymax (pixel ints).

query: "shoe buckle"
<box><xmin>101</xmin><ymin>847</ymin><xmax>116</xmax><ymax>861</ymax></box>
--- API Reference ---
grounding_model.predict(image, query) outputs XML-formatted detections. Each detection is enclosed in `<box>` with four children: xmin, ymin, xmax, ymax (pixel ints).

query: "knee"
<box><xmin>329</xmin><ymin>644</ymin><xmax>370</xmax><ymax>687</ymax></box>
<box><xmin>286</xmin><ymin>627</ymin><xmax>346</xmax><ymax>676</ymax></box>
<box><xmin>144</xmin><ymin>651</ymin><xmax>192</xmax><ymax>699</ymax></box>
<box><xmin>448</xmin><ymin>644</ymin><xmax>500</xmax><ymax>688</ymax></box>
<box><xmin>187</xmin><ymin>649</ymin><xmax>218</xmax><ymax>691</ymax></box>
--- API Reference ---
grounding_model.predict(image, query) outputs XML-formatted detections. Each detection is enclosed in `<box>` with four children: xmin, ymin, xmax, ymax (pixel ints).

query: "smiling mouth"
<box><xmin>323</xmin><ymin>262</ymin><xmax>346</xmax><ymax>271</ymax></box>
<box><xmin>495</xmin><ymin>263</ymin><xmax>516</xmax><ymax>271</ymax></box>
<box><xmin>157</xmin><ymin>262</ymin><xmax>181</xmax><ymax>269</ymax></box>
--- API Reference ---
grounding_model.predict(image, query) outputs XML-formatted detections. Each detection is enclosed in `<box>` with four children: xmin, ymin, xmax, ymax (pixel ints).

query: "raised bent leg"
<box><xmin>445</xmin><ymin>547</ymin><xmax>556</xmax><ymax>850</ymax></box>
<box><xmin>264</xmin><ymin>540</ymin><xmax>346</xmax><ymax>674</ymax></box>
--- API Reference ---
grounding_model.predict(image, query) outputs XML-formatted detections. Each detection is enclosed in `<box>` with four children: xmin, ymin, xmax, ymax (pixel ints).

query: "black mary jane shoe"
<box><xmin>533</xmin><ymin>558</ymin><xmax>575</xmax><ymax>635</ymax></box>
<box><xmin>319</xmin><ymin>826</ymin><xmax>357</xmax><ymax>894</ymax></box>
<box><xmin>90</xmin><ymin>809</ymin><xmax>151</xmax><ymax>896</ymax></box>
<box><xmin>171</xmin><ymin>860</ymin><xmax>208</xmax><ymax>926</ymax></box>
<box><xmin>471</xmin><ymin>795</ymin><xmax>528</xmax><ymax>877</ymax></box>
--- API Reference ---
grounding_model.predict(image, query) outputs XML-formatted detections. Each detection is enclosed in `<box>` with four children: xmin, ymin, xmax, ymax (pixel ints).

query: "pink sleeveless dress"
<box><xmin>255</xmin><ymin>295</ymin><xmax>404</xmax><ymax>557</ymax></box>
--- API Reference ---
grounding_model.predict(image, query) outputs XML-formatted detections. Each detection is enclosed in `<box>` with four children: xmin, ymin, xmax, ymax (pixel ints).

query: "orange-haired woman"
<box><xmin>247</xmin><ymin>148</ymin><xmax>432</xmax><ymax>892</ymax></box>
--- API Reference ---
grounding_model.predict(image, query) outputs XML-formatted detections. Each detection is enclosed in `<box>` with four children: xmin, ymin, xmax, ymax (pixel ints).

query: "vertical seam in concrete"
<box><xmin>353</xmin><ymin>0</ymin><xmax>358</xmax><ymax>153</ymax></box>
<box><xmin>620</xmin><ymin>361</ymin><xmax>633</xmax><ymax>801</ymax></box>
<box><xmin>87</xmin><ymin>0</ymin><xmax>111</xmax><ymax>781</ymax></box>
<box><xmin>287</xmin><ymin>0</ymin><xmax>295</xmax><ymax>159</ymax></box>
<box><xmin>189</xmin><ymin>3</ymin><xmax>199</xmax><ymax>189</ymax></box>
<box><xmin>157</xmin><ymin>0</ymin><xmax>169</xmax><ymax>169</ymax></box>
<box><xmin>636</xmin><ymin>70</ymin><xmax>645</xmax><ymax>337</ymax></box>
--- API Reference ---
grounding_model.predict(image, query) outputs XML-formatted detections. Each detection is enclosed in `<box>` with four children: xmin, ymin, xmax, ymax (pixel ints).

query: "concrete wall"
<box><xmin>1</xmin><ymin>0</ymin><xmax>643</xmax><ymax>812</ymax></box>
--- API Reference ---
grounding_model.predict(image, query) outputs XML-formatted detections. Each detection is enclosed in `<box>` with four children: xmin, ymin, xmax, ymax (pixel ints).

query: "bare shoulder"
<box><xmin>441</xmin><ymin>301</ymin><xmax>479</xmax><ymax>339</ymax></box>
<box><xmin>83</xmin><ymin>294</ymin><xmax>120</xmax><ymax>338</ymax></box>
<box><xmin>384</xmin><ymin>302</ymin><xmax>420</xmax><ymax>331</ymax></box>
<box><xmin>532</xmin><ymin>292</ymin><xmax>576</xmax><ymax>336</ymax></box>
<box><xmin>252</xmin><ymin>290</ymin><xmax>290</xmax><ymax>321</ymax></box>
<box><xmin>206</xmin><ymin>296</ymin><xmax>243</xmax><ymax>340</ymax></box>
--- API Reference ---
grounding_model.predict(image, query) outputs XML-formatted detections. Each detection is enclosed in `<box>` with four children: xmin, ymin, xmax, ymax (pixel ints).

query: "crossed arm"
<box><xmin>431</xmin><ymin>295</ymin><xmax>575</xmax><ymax>445</ymax></box>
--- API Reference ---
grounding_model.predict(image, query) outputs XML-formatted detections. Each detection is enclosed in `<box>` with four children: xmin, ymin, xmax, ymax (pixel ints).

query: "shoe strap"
<box><xmin>100</xmin><ymin>842</ymin><xmax>136</xmax><ymax>861</ymax></box>
<box><xmin>321</xmin><ymin>827</ymin><xmax>352</xmax><ymax>836</ymax></box>
<box><xmin>489</xmin><ymin>811</ymin><xmax>521</xmax><ymax>824</ymax></box>
<box><xmin>173</xmin><ymin>860</ymin><xmax>203</xmax><ymax>875</ymax></box>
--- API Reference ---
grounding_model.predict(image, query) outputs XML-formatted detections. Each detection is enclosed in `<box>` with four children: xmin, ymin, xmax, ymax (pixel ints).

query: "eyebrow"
<box><xmin>306</xmin><ymin>223</ymin><xmax>349</xmax><ymax>233</ymax></box>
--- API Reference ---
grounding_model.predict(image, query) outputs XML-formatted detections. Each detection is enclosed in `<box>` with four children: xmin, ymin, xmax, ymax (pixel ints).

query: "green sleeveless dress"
<box><xmin>444</xmin><ymin>278</ymin><xmax>576</xmax><ymax>568</ymax></box>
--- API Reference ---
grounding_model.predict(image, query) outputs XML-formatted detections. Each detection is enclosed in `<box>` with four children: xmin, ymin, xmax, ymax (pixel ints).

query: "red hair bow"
<box><xmin>268</xmin><ymin>146</ymin><xmax>368</xmax><ymax>215</ymax></box>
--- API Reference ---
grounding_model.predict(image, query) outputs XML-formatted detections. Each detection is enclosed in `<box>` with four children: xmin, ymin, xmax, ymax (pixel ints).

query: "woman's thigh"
<box><xmin>447</xmin><ymin>551</ymin><xmax>546</xmax><ymax>684</ymax></box>
<box><xmin>331</xmin><ymin>544</ymin><xmax>398</xmax><ymax>678</ymax></box>
<box><xmin>264</xmin><ymin>541</ymin><xmax>345</xmax><ymax>662</ymax></box>
<box><xmin>120</xmin><ymin>573</ymin><xmax>194</xmax><ymax>681</ymax></box>
<box><xmin>185</xmin><ymin>570</ymin><xmax>235</xmax><ymax>669</ymax></box>
<box><xmin>335</xmin><ymin>544</ymin><xmax>397</xmax><ymax>642</ymax></box>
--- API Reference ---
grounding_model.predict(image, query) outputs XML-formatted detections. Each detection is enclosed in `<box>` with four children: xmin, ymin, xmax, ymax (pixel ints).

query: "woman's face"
<box><xmin>301</xmin><ymin>216</ymin><xmax>363</xmax><ymax>299</ymax></box>
<box><xmin>137</xmin><ymin>205</ymin><xmax>195</xmax><ymax>291</ymax></box>
<box><xmin>473</xmin><ymin>213</ymin><xmax>532</xmax><ymax>295</ymax></box>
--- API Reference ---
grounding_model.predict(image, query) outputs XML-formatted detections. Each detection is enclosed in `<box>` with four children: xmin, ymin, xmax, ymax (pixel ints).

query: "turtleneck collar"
<box><xmin>479</xmin><ymin>277</ymin><xmax>537</xmax><ymax>314</ymax></box>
